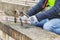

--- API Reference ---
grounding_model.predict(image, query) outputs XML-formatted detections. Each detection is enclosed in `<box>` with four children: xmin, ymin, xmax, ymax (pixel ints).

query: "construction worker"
<box><xmin>21</xmin><ymin>0</ymin><xmax>60</xmax><ymax>34</ymax></box>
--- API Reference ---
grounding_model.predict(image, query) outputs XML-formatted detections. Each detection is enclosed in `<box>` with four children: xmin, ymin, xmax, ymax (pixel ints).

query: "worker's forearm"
<box><xmin>36</xmin><ymin>5</ymin><xmax>60</xmax><ymax>21</ymax></box>
<box><xmin>27</xmin><ymin>0</ymin><xmax>45</xmax><ymax>16</ymax></box>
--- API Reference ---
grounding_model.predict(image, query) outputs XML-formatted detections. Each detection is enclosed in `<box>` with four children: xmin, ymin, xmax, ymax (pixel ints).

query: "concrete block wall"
<box><xmin>0</xmin><ymin>2</ymin><xmax>30</xmax><ymax>16</ymax></box>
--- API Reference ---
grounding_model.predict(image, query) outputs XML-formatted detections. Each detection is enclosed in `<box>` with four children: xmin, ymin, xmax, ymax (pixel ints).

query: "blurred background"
<box><xmin>0</xmin><ymin>0</ymin><xmax>39</xmax><ymax>16</ymax></box>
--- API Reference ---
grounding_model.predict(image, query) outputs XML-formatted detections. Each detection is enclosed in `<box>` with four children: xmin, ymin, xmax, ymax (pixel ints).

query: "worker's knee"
<box><xmin>43</xmin><ymin>18</ymin><xmax>60</xmax><ymax>33</ymax></box>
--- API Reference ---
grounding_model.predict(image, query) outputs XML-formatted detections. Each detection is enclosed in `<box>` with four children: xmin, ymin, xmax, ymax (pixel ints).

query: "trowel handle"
<box><xmin>20</xmin><ymin>18</ymin><xmax>23</xmax><ymax>26</ymax></box>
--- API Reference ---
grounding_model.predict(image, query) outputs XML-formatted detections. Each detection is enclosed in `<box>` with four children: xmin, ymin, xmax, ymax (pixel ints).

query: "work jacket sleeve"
<box><xmin>27</xmin><ymin>0</ymin><xmax>47</xmax><ymax>16</ymax></box>
<box><xmin>35</xmin><ymin>0</ymin><xmax>60</xmax><ymax>21</ymax></box>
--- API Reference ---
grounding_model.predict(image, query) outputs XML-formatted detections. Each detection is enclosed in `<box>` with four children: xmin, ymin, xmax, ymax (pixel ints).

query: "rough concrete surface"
<box><xmin>0</xmin><ymin>20</ymin><xmax>60</xmax><ymax>40</ymax></box>
<box><xmin>0</xmin><ymin>14</ymin><xmax>60</xmax><ymax>40</ymax></box>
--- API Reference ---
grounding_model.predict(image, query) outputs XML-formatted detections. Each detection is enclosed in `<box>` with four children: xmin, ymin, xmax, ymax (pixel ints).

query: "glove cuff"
<box><xmin>28</xmin><ymin>15</ymin><xmax>38</xmax><ymax>24</ymax></box>
<box><xmin>32</xmin><ymin>15</ymin><xmax>38</xmax><ymax>22</ymax></box>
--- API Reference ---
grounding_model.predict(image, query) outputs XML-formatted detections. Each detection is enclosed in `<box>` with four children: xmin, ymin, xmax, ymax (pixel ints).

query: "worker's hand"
<box><xmin>20</xmin><ymin>15</ymin><xmax>29</xmax><ymax>23</ymax></box>
<box><xmin>21</xmin><ymin>15</ymin><xmax>38</xmax><ymax>24</ymax></box>
<box><xmin>21</xmin><ymin>15</ymin><xmax>28</xmax><ymax>20</ymax></box>
<box><xmin>28</xmin><ymin>15</ymin><xmax>38</xmax><ymax>24</ymax></box>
